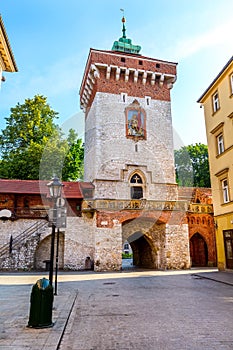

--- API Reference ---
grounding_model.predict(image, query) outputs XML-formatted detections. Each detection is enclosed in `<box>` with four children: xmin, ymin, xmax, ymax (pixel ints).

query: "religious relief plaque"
<box><xmin>125</xmin><ymin>99</ymin><xmax>146</xmax><ymax>140</ymax></box>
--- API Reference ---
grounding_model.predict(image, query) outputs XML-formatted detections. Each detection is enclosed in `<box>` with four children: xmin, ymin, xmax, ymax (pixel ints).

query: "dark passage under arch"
<box><xmin>127</xmin><ymin>231</ymin><xmax>156</xmax><ymax>269</ymax></box>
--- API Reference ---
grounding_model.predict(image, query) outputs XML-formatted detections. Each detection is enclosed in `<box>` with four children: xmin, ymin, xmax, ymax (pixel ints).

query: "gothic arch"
<box><xmin>190</xmin><ymin>232</ymin><xmax>208</xmax><ymax>267</ymax></box>
<box><xmin>122</xmin><ymin>218</ymin><xmax>165</xmax><ymax>269</ymax></box>
<box><xmin>128</xmin><ymin>170</ymin><xmax>146</xmax><ymax>200</ymax></box>
<box><xmin>34</xmin><ymin>232</ymin><xmax>64</xmax><ymax>270</ymax></box>
<box><xmin>128</xmin><ymin>231</ymin><xmax>157</xmax><ymax>268</ymax></box>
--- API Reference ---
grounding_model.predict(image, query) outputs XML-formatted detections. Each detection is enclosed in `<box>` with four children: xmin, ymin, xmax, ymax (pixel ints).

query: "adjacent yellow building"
<box><xmin>198</xmin><ymin>56</ymin><xmax>233</xmax><ymax>270</ymax></box>
<box><xmin>0</xmin><ymin>15</ymin><xmax>17</xmax><ymax>84</ymax></box>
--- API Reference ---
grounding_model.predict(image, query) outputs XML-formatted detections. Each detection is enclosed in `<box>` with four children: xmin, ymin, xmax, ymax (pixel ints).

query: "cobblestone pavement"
<box><xmin>58</xmin><ymin>269</ymin><xmax>233</xmax><ymax>350</ymax></box>
<box><xmin>0</xmin><ymin>272</ymin><xmax>77</xmax><ymax>350</ymax></box>
<box><xmin>0</xmin><ymin>269</ymin><xmax>233</xmax><ymax>350</ymax></box>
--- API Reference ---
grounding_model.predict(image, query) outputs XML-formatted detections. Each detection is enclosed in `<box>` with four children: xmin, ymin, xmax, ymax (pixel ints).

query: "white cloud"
<box><xmin>174</xmin><ymin>19</ymin><xmax>232</xmax><ymax>60</ymax></box>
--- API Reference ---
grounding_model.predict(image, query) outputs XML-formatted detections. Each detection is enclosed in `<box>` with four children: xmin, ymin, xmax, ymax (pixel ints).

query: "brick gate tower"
<box><xmin>79</xmin><ymin>16</ymin><xmax>190</xmax><ymax>271</ymax></box>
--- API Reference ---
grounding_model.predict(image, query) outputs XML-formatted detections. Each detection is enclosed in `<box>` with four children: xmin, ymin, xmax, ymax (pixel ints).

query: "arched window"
<box><xmin>130</xmin><ymin>173</ymin><xmax>143</xmax><ymax>199</ymax></box>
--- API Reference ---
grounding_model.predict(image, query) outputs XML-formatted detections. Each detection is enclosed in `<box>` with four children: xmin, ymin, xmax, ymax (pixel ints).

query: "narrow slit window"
<box><xmin>121</xmin><ymin>92</ymin><xmax>127</xmax><ymax>103</ymax></box>
<box><xmin>145</xmin><ymin>96</ymin><xmax>151</xmax><ymax>106</ymax></box>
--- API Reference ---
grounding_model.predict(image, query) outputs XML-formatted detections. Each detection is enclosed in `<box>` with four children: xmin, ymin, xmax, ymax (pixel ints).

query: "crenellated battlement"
<box><xmin>80</xmin><ymin>49</ymin><xmax>177</xmax><ymax>113</ymax></box>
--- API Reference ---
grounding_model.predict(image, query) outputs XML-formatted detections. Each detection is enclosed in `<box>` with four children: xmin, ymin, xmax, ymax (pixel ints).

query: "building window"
<box><xmin>121</xmin><ymin>92</ymin><xmax>127</xmax><ymax>103</ymax></box>
<box><xmin>145</xmin><ymin>96</ymin><xmax>151</xmax><ymax>106</ymax></box>
<box><xmin>156</xmin><ymin>63</ymin><xmax>160</xmax><ymax>68</ymax></box>
<box><xmin>212</xmin><ymin>91</ymin><xmax>220</xmax><ymax>113</ymax></box>
<box><xmin>131</xmin><ymin>174</ymin><xmax>143</xmax><ymax>184</ymax></box>
<box><xmin>130</xmin><ymin>173</ymin><xmax>143</xmax><ymax>199</ymax></box>
<box><xmin>217</xmin><ymin>133</ymin><xmax>224</xmax><ymax>155</ymax></box>
<box><xmin>121</xmin><ymin>57</ymin><xmax>126</xmax><ymax>63</ymax></box>
<box><xmin>230</xmin><ymin>73</ymin><xmax>233</xmax><ymax>95</ymax></box>
<box><xmin>139</xmin><ymin>60</ymin><xmax>143</xmax><ymax>65</ymax></box>
<box><xmin>131</xmin><ymin>186</ymin><xmax>143</xmax><ymax>199</ymax></box>
<box><xmin>222</xmin><ymin>178</ymin><xmax>230</xmax><ymax>203</ymax></box>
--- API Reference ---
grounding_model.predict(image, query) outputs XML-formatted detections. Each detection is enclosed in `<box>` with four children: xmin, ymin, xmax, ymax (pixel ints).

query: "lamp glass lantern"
<box><xmin>46</xmin><ymin>176</ymin><xmax>64</xmax><ymax>288</ymax></box>
<box><xmin>47</xmin><ymin>177</ymin><xmax>63</xmax><ymax>199</ymax></box>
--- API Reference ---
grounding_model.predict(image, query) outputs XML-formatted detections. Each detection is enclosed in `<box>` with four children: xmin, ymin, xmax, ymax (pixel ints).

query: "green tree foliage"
<box><xmin>62</xmin><ymin>129</ymin><xmax>84</xmax><ymax>181</ymax></box>
<box><xmin>174</xmin><ymin>143</ymin><xmax>210</xmax><ymax>188</ymax></box>
<box><xmin>0</xmin><ymin>95</ymin><xmax>84</xmax><ymax>180</ymax></box>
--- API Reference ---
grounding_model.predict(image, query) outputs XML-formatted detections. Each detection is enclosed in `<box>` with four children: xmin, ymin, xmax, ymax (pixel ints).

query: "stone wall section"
<box><xmin>165</xmin><ymin>223</ymin><xmax>190</xmax><ymax>269</ymax></box>
<box><xmin>0</xmin><ymin>218</ymin><xmax>49</xmax><ymax>270</ymax></box>
<box><xmin>94</xmin><ymin>223</ymin><xmax>122</xmax><ymax>272</ymax></box>
<box><xmin>63</xmin><ymin>216</ymin><xmax>95</xmax><ymax>270</ymax></box>
<box><xmin>0</xmin><ymin>219</ymin><xmax>40</xmax><ymax>246</ymax></box>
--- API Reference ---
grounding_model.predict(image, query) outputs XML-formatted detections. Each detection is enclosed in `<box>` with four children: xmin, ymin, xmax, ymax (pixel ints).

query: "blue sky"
<box><xmin>1</xmin><ymin>0</ymin><xmax>232</xmax><ymax>147</ymax></box>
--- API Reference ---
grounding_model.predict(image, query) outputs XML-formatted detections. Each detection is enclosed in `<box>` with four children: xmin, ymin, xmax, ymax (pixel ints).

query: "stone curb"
<box><xmin>192</xmin><ymin>273</ymin><xmax>233</xmax><ymax>287</ymax></box>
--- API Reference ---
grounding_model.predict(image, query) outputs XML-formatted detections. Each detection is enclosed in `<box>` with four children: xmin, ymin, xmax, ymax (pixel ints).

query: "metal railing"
<box><xmin>0</xmin><ymin>221</ymin><xmax>48</xmax><ymax>258</ymax></box>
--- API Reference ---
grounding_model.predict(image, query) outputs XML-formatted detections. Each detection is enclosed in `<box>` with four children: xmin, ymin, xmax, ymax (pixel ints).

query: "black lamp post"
<box><xmin>47</xmin><ymin>177</ymin><xmax>63</xmax><ymax>287</ymax></box>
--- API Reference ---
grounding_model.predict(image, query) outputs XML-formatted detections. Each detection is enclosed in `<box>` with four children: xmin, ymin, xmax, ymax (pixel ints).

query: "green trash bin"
<box><xmin>28</xmin><ymin>278</ymin><xmax>54</xmax><ymax>328</ymax></box>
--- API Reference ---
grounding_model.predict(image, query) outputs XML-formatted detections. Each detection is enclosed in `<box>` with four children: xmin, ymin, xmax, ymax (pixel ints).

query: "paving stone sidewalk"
<box><xmin>0</xmin><ymin>274</ymin><xmax>77</xmax><ymax>350</ymax></box>
<box><xmin>192</xmin><ymin>269</ymin><xmax>233</xmax><ymax>286</ymax></box>
<box><xmin>0</xmin><ymin>269</ymin><xmax>233</xmax><ymax>350</ymax></box>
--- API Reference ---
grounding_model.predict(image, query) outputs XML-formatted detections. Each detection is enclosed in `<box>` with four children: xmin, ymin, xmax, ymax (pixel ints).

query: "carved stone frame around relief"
<box><xmin>125</xmin><ymin>99</ymin><xmax>146</xmax><ymax>141</ymax></box>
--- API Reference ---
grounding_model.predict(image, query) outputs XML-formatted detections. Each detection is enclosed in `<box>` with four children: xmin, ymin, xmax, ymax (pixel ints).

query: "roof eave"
<box><xmin>197</xmin><ymin>56</ymin><xmax>233</xmax><ymax>103</ymax></box>
<box><xmin>0</xmin><ymin>16</ymin><xmax>18</xmax><ymax>72</ymax></box>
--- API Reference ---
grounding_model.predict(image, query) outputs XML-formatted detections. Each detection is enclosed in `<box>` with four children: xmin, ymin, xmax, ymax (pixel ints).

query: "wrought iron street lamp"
<box><xmin>47</xmin><ymin>176</ymin><xmax>63</xmax><ymax>286</ymax></box>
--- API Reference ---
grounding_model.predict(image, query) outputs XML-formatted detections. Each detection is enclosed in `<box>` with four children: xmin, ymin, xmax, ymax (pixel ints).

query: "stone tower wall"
<box><xmin>84</xmin><ymin>92</ymin><xmax>177</xmax><ymax>200</ymax></box>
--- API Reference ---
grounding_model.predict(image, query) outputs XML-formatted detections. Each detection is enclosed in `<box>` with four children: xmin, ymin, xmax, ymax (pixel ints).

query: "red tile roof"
<box><xmin>0</xmin><ymin>179</ymin><xmax>93</xmax><ymax>199</ymax></box>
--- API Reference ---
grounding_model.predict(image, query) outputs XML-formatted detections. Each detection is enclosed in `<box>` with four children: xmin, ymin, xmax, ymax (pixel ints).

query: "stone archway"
<box><xmin>190</xmin><ymin>232</ymin><xmax>208</xmax><ymax>267</ymax></box>
<box><xmin>34</xmin><ymin>232</ymin><xmax>65</xmax><ymax>270</ymax></box>
<box><xmin>122</xmin><ymin>218</ymin><xmax>165</xmax><ymax>269</ymax></box>
<box><xmin>127</xmin><ymin>231</ymin><xmax>157</xmax><ymax>268</ymax></box>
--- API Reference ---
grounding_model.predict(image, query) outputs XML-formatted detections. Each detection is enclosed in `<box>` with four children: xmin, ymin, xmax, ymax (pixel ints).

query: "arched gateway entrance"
<box><xmin>128</xmin><ymin>231</ymin><xmax>156</xmax><ymax>268</ymax></box>
<box><xmin>122</xmin><ymin>218</ymin><xmax>165</xmax><ymax>270</ymax></box>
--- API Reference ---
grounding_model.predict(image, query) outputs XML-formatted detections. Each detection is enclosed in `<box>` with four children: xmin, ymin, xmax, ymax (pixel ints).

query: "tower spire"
<box><xmin>121</xmin><ymin>9</ymin><xmax>126</xmax><ymax>39</ymax></box>
<box><xmin>111</xmin><ymin>10</ymin><xmax>141</xmax><ymax>54</ymax></box>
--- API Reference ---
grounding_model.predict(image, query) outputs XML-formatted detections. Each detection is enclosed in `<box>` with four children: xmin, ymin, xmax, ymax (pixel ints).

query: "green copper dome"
<box><xmin>112</xmin><ymin>16</ymin><xmax>141</xmax><ymax>54</ymax></box>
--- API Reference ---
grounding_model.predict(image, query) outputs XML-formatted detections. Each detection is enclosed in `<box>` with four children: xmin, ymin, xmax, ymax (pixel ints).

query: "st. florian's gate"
<box><xmin>82</xmin><ymin>198</ymin><xmax>191</xmax><ymax>271</ymax></box>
